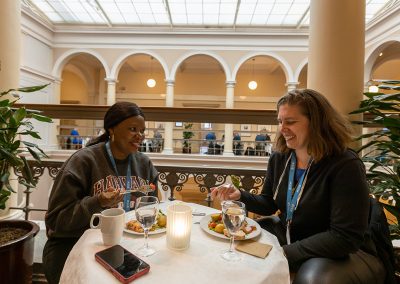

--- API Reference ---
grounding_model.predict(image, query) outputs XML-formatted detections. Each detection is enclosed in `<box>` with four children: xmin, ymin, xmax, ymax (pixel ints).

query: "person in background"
<box><xmin>255</xmin><ymin>128</ymin><xmax>267</xmax><ymax>142</ymax></box>
<box><xmin>212</xmin><ymin>89</ymin><xmax>385</xmax><ymax>283</ymax></box>
<box><xmin>255</xmin><ymin>128</ymin><xmax>270</xmax><ymax>156</ymax></box>
<box><xmin>205</xmin><ymin>131</ymin><xmax>216</xmax><ymax>140</ymax></box>
<box><xmin>70</xmin><ymin>128</ymin><xmax>82</xmax><ymax>149</ymax></box>
<box><xmin>43</xmin><ymin>102</ymin><xmax>158</xmax><ymax>284</ymax></box>
<box><xmin>152</xmin><ymin>127</ymin><xmax>163</xmax><ymax>152</ymax></box>
<box><xmin>205</xmin><ymin>132</ymin><xmax>217</xmax><ymax>154</ymax></box>
<box><xmin>233</xmin><ymin>131</ymin><xmax>243</xmax><ymax>155</ymax></box>
<box><xmin>233</xmin><ymin>130</ymin><xmax>241</xmax><ymax>141</ymax></box>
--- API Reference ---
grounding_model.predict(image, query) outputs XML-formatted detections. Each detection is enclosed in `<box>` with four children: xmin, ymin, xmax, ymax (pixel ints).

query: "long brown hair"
<box><xmin>275</xmin><ymin>89</ymin><xmax>353</xmax><ymax>161</ymax></box>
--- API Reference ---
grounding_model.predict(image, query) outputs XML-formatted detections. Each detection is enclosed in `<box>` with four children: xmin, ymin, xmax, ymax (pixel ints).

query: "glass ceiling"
<box><xmin>24</xmin><ymin>0</ymin><xmax>397</xmax><ymax>29</ymax></box>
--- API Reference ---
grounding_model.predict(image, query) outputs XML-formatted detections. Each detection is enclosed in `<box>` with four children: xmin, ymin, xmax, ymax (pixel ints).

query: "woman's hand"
<box><xmin>210</xmin><ymin>183</ymin><xmax>241</xmax><ymax>201</ymax></box>
<box><xmin>98</xmin><ymin>190</ymin><xmax>124</xmax><ymax>208</ymax></box>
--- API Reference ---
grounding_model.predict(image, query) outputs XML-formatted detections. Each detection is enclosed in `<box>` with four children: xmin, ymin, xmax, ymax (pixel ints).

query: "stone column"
<box><xmin>105</xmin><ymin>78</ymin><xmax>117</xmax><ymax>105</ymax></box>
<box><xmin>165</xmin><ymin>79</ymin><xmax>175</xmax><ymax>107</ymax></box>
<box><xmin>163</xmin><ymin>80</ymin><xmax>175</xmax><ymax>154</ymax></box>
<box><xmin>47</xmin><ymin>79</ymin><xmax>62</xmax><ymax>150</ymax></box>
<box><xmin>308</xmin><ymin>0</ymin><xmax>365</xmax><ymax>129</ymax></box>
<box><xmin>0</xmin><ymin>0</ymin><xmax>22</xmax><ymax>219</ymax></box>
<box><xmin>0</xmin><ymin>0</ymin><xmax>20</xmax><ymax>95</ymax></box>
<box><xmin>223</xmin><ymin>81</ymin><xmax>236</xmax><ymax>156</ymax></box>
<box><xmin>286</xmin><ymin>81</ymin><xmax>299</xmax><ymax>92</ymax></box>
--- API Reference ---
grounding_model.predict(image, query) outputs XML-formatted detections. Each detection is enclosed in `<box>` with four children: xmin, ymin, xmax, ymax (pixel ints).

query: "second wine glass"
<box><xmin>135</xmin><ymin>196</ymin><xmax>159</xmax><ymax>257</ymax></box>
<box><xmin>221</xmin><ymin>200</ymin><xmax>246</xmax><ymax>262</ymax></box>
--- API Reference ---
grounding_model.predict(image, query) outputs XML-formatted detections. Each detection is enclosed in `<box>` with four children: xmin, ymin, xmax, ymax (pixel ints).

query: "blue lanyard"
<box><xmin>105</xmin><ymin>141</ymin><xmax>132</xmax><ymax>212</ymax></box>
<box><xmin>285</xmin><ymin>153</ymin><xmax>313</xmax><ymax>243</ymax></box>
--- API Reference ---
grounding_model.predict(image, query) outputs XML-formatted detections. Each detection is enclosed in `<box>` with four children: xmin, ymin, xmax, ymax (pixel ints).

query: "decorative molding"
<box><xmin>104</xmin><ymin>78</ymin><xmax>118</xmax><ymax>84</ymax></box>
<box><xmin>165</xmin><ymin>79</ymin><xmax>175</xmax><ymax>86</ymax></box>
<box><xmin>226</xmin><ymin>81</ymin><xmax>236</xmax><ymax>88</ymax></box>
<box><xmin>20</xmin><ymin>66</ymin><xmax>56</xmax><ymax>82</ymax></box>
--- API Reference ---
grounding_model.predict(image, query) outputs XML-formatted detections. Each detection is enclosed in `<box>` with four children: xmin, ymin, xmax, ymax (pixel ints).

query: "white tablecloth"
<box><xmin>60</xmin><ymin>202</ymin><xmax>290</xmax><ymax>284</ymax></box>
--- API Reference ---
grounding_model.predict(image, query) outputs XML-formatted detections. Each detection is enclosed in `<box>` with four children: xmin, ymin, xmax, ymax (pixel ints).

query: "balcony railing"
<box><xmin>13</xmin><ymin>158</ymin><xmax>266</xmax><ymax>219</ymax></box>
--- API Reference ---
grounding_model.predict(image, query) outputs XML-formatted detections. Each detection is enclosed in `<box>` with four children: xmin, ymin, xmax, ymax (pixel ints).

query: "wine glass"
<box><xmin>220</xmin><ymin>200</ymin><xmax>246</xmax><ymax>262</ymax></box>
<box><xmin>135</xmin><ymin>196</ymin><xmax>159</xmax><ymax>257</ymax></box>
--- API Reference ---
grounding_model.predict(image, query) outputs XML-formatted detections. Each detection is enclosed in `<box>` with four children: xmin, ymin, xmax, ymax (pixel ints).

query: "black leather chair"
<box><xmin>255</xmin><ymin>197</ymin><xmax>394</xmax><ymax>283</ymax></box>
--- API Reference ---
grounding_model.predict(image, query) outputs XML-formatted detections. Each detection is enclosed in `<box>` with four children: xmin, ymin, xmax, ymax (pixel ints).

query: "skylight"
<box><xmin>25</xmin><ymin>0</ymin><xmax>396</xmax><ymax>29</ymax></box>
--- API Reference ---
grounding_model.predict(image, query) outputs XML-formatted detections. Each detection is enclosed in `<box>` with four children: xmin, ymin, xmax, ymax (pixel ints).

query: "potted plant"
<box><xmin>182</xmin><ymin>123</ymin><xmax>194</xmax><ymax>154</ymax></box>
<box><xmin>350</xmin><ymin>80</ymin><xmax>400</xmax><ymax>239</ymax></box>
<box><xmin>0</xmin><ymin>84</ymin><xmax>52</xmax><ymax>283</ymax></box>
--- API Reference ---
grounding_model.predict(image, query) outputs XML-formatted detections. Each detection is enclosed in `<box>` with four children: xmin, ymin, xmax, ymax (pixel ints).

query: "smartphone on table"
<box><xmin>95</xmin><ymin>245</ymin><xmax>150</xmax><ymax>283</ymax></box>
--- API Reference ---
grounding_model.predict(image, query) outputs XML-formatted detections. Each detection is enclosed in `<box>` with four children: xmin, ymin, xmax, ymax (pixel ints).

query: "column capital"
<box><xmin>165</xmin><ymin>79</ymin><xmax>175</xmax><ymax>86</ymax></box>
<box><xmin>226</xmin><ymin>81</ymin><xmax>236</xmax><ymax>88</ymax></box>
<box><xmin>105</xmin><ymin>78</ymin><xmax>118</xmax><ymax>84</ymax></box>
<box><xmin>285</xmin><ymin>81</ymin><xmax>299</xmax><ymax>87</ymax></box>
<box><xmin>285</xmin><ymin>81</ymin><xmax>299</xmax><ymax>91</ymax></box>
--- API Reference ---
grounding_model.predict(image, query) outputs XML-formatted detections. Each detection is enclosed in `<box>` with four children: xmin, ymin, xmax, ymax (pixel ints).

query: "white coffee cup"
<box><xmin>90</xmin><ymin>208</ymin><xmax>125</xmax><ymax>246</ymax></box>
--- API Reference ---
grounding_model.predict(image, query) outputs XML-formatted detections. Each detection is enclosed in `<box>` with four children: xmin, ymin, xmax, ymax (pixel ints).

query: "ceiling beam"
<box><xmin>164</xmin><ymin>0</ymin><xmax>174</xmax><ymax>29</ymax></box>
<box><xmin>296</xmin><ymin>6</ymin><xmax>310</xmax><ymax>29</ymax></box>
<box><xmin>94</xmin><ymin>0</ymin><xmax>113</xmax><ymax>27</ymax></box>
<box><xmin>233</xmin><ymin>0</ymin><xmax>241</xmax><ymax>29</ymax></box>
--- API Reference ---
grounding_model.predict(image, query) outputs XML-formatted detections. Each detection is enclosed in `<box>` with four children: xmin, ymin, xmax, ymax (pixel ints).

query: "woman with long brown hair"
<box><xmin>212</xmin><ymin>89</ymin><xmax>386</xmax><ymax>283</ymax></box>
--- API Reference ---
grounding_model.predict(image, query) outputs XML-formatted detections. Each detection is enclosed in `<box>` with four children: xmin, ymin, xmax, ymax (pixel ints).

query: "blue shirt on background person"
<box><xmin>205</xmin><ymin>132</ymin><xmax>216</xmax><ymax>140</ymax></box>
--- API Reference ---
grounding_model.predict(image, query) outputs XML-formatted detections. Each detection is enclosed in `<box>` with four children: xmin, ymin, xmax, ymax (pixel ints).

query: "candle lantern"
<box><xmin>166</xmin><ymin>203</ymin><xmax>192</xmax><ymax>250</ymax></box>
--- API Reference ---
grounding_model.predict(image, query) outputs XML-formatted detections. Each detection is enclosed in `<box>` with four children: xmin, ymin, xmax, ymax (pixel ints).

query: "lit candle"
<box><xmin>166</xmin><ymin>203</ymin><xmax>192</xmax><ymax>250</ymax></box>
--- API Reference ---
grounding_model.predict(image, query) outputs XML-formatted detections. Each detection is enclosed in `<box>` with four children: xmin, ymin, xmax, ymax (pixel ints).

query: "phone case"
<box><xmin>95</xmin><ymin>246</ymin><xmax>150</xmax><ymax>283</ymax></box>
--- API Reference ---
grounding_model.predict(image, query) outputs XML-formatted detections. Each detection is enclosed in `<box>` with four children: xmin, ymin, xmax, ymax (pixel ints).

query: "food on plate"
<box><xmin>210</xmin><ymin>213</ymin><xmax>222</xmax><ymax>222</ymax></box>
<box><xmin>224</xmin><ymin>229</ymin><xmax>245</xmax><ymax>240</ymax></box>
<box><xmin>230</xmin><ymin>175</ymin><xmax>242</xmax><ymax>189</ymax></box>
<box><xmin>208</xmin><ymin>213</ymin><xmax>257</xmax><ymax>239</ymax></box>
<box><xmin>214</xmin><ymin>223</ymin><xmax>225</xmax><ymax>234</ymax></box>
<box><xmin>157</xmin><ymin>214</ymin><xmax>166</xmax><ymax>227</ymax></box>
<box><xmin>126</xmin><ymin>210</ymin><xmax>167</xmax><ymax>233</ymax></box>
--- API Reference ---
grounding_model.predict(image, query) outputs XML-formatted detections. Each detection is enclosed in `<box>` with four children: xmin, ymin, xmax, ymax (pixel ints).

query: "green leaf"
<box><xmin>16</xmin><ymin>84</ymin><xmax>49</xmax><ymax>93</ymax></box>
<box><xmin>31</xmin><ymin>113</ymin><xmax>52</xmax><ymax>123</ymax></box>
<box><xmin>19</xmin><ymin>131</ymin><xmax>41</xmax><ymax>139</ymax></box>
<box><xmin>27</xmin><ymin>147</ymin><xmax>41</xmax><ymax>161</ymax></box>
<box><xmin>0</xmin><ymin>99</ymin><xmax>10</xmax><ymax>107</ymax></box>
<box><xmin>21</xmin><ymin>156</ymin><xmax>35</xmax><ymax>186</ymax></box>
<box><xmin>0</xmin><ymin>148</ymin><xmax>23</xmax><ymax>167</ymax></box>
<box><xmin>12</xmin><ymin>107</ymin><xmax>27</xmax><ymax>124</ymax></box>
<box><xmin>0</xmin><ymin>172</ymin><xmax>10</xmax><ymax>183</ymax></box>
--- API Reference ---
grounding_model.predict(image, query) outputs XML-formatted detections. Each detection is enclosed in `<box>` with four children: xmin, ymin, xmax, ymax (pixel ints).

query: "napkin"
<box><xmin>235</xmin><ymin>240</ymin><xmax>273</xmax><ymax>258</ymax></box>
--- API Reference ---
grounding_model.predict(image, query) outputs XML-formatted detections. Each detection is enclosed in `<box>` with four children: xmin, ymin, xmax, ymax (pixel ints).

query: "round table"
<box><xmin>60</xmin><ymin>202</ymin><xmax>290</xmax><ymax>284</ymax></box>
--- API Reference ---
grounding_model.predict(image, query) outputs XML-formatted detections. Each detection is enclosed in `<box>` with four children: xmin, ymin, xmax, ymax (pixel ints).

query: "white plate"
<box><xmin>199</xmin><ymin>213</ymin><xmax>261</xmax><ymax>240</ymax></box>
<box><xmin>124</xmin><ymin>212</ymin><xmax>166</xmax><ymax>235</ymax></box>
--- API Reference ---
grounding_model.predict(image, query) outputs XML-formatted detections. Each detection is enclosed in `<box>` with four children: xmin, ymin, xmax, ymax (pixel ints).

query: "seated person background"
<box><xmin>68</xmin><ymin>128</ymin><xmax>82</xmax><ymax>149</ymax></box>
<box><xmin>152</xmin><ymin>128</ymin><xmax>163</xmax><ymax>152</ymax></box>
<box><xmin>255</xmin><ymin>128</ymin><xmax>270</xmax><ymax>156</ymax></box>
<box><xmin>205</xmin><ymin>132</ymin><xmax>218</xmax><ymax>154</ymax></box>
<box><xmin>233</xmin><ymin>131</ymin><xmax>243</xmax><ymax>155</ymax></box>
<box><xmin>205</xmin><ymin>132</ymin><xmax>216</xmax><ymax>140</ymax></box>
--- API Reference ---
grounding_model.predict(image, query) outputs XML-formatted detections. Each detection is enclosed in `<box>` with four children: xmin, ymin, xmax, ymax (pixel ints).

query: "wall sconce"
<box><xmin>248</xmin><ymin>58</ymin><xmax>257</xmax><ymax>90</ymax></box>
<box><xmin>147</xmin><ymin>56</ymin><xmax>156</xmax><ymax>88</ymax></box>
<box><xmin>166</xmin><ymin>203</ymin><xmax>192</xmax><ymax>250</ymax></box>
